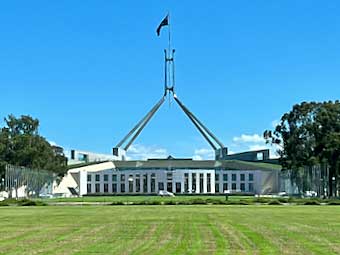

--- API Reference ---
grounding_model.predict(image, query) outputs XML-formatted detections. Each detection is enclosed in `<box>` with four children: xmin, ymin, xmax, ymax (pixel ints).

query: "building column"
<box><xmin>181</xmin><ymin>173</ymin><xmax>185</xmax><ymax>193</ymax></box>
<box><xmin>203</xmin><ymin>173</ymin><xmax>207</xmax><ymax>194</ymax></box>
<box><xmin>211</xmin><ymin>172</ymin><xmax>215</xmax><ymax>194</ymax></box>
<box><xmin>188</xmin><ymin>172</ymin><xmax>192</xmax><ymax>194</ymax></box>
<box><xmin>196</xmin><ymin>173</ymin><xmax>200</xmax><ymax>194</ymax></box>
<box><xmin>147</xmin><ymin>173</ymin><xmax>152</xmax><ymax>193</ymax></box>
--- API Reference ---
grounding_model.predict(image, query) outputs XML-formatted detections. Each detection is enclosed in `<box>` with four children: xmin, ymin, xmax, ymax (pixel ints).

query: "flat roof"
<box><xmin>113</xmin><ymin>159</ymin><xmax>281</xmax><ymax>171</ymax></box>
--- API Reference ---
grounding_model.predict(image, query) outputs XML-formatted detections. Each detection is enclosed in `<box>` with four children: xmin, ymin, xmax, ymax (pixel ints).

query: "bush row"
<box><xmin>0</xmin><ymin>198</ymin><xmax>47</xmax><ymax>206</ymax></box>
<box><xmin>109</xmin><ymin>198</ymin><xmax>340</xmax><ymax>206</ymax></box>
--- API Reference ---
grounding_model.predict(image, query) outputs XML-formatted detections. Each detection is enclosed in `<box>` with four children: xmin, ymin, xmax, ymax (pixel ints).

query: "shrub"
<box><xmin>145</xmin><ymin>200</ymin><xmax>162</xmax><ymax>205</ymax></box>
<box><xmin>111</xmin><ymin>201</ymin><xmax>125</xmax><ymax>206</ymax></box>
<box><xmin>164</xmin><ymin>200</ymin><xmax>176</xmax><ymax>205</ymax></box>
<box><xmin>191</xmin><ymin>199</ymin><xmax>207</xmax><ymax>205</ymax></box>
<box><xmin>327</xmin><ymin>200</ymin><xmax>340</xmax><ymax>206</ymax></box>
<box><xmin>268</xmin><ymin>200</ymin><xmax>282</xmax><ymax>205</ymax></box>
<box><xmin>303</xmin><ymin>200</ymin><xmax>320</xmax><ymax>205</ymax></box>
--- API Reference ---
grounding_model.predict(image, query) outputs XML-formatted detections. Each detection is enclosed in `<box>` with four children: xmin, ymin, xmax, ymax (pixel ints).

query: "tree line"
<box><xmin>0</xmin><ymin>115</ymin><xmax>67</xmax><ymax>180</ymax></box>
<box><xmin>264</xmin><ymin>100</ymin><xmax>340</xmax><ymax>197</ymax></box>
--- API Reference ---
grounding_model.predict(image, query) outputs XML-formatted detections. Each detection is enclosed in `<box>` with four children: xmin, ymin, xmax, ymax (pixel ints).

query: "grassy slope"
<box><xmin>1</xmin><ymin>206</ymin><xmax>340</xmax><ymax>255</ymax></box>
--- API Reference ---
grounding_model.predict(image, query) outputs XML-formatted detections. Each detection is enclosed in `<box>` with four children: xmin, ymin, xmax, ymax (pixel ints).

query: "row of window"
<box><xmin>88</xmin><ymin>173</ymin><xmax>255</xmax><ymax>183</ymax></box>
<box><xmin>215</xmin><ymin>182</ymin><xmax>254</xmax><ymax>193</ymax></box>
<box><xmin>216</xmin><ymin>173</ymin><xmax>254</xmax><ymax>182</ymax></box>
<box><xmin>87</xmin><ymin>182</ymin><xmax>254</xmax><ymax>193</ymax></box>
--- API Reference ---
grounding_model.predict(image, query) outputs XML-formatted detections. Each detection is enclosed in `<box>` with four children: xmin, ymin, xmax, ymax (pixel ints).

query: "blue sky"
<box><xmin>1</xmin><ymin>1</ymin><xmax>340</xmax><ymax>159</ymax></box>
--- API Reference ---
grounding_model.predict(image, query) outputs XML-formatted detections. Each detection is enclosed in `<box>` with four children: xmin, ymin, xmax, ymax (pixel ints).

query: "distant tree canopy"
<box><xmin>264</xmin><ymin>100</ymin><xmax>340</xmax><ymax>196</ymax></box>
<box><xmin>0</xmin><ymin>114</ymin><xmax>67</xmax><ymax>179</ymax></box>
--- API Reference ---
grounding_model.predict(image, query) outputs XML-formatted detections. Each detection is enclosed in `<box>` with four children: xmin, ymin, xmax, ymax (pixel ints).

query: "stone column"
<box><xmin>147</xmin><ymin>173</ymin><xmax>152</xmax><ymax>193</ymax></box>
<box><xmin>188</xmin><ymin>172</ymin><xmax>192</xmax><ymax>194</ymax></box>
<box><xmin>196</xmin><ymin>173</ymin><xmax>200</xmax><ymax>194</ymax></box>
<box><xmin>203</xmin><ymin>173</ymin><xmax>207</xmax><ymax>194</ymax></box>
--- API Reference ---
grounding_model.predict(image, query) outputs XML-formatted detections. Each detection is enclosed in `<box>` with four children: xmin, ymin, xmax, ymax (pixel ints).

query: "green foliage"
<box><xmin>268</xmin><ymin>200</ymin><xmax>282</xmax><ymax>205</ymax></box>
<box><xmin>0</xmin><ymin>114</ymin><xmax>67</xmax><ymax>177</ymax></box>
<box><xmin>303</xmin><ymin>200</ymin><xmax>321</xmax><ymax>206</ymax></box>
<box><xmin>0</xmin><ymin>198</ymin><xmax>47</xmax><ymax>206</ymax></box>
<box><xmin>264</xmin><ymin>101</ymin><xmax>340</xmax><ymax>196</ymax></box>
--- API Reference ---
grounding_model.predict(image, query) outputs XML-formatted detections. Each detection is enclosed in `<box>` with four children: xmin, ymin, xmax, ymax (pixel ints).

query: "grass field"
<box><xmin>1</xmin><ymin>206</ymin><xmax>340</xmax><ymax>254</ymax></box>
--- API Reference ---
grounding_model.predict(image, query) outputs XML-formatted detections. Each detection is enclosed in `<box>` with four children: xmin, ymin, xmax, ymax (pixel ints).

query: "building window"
<box><xmin>121</xmin><ymin>174</ymin><xmax>125</xmax><ymax>182</ymax></box>
<box><xmin>223</xmin><ymin>183</ymin><xmax>228</xmax><ymax>192</ymax></box>
<box><xmin>240</xmin><ymin>174</ymin><xmax>245</xmax><ymax>182</ymax></box>
<box><xmin>112</xmin><ymin>183</ymin><xmax>117</xmax><ymax>193</ymax></box>
<box><xmin>215</xmin><ymin>173</ymin><xmax>220</xmax><ymax>182</ymax></box>
<box><xmin>87</xmin><ymin>174</ymin><xmax>91</xmax><ymax>182</ymax></box>
<box><xmin>95</xmin><ymin>174</ymin><xmax>100</xmax><ymax>182</ymax></box>
<box><xmin>184</xmin><ymin>173</ymin><xmax>189</xmax><ymax>193</ymax></box>
<box><xmin>176</xmin><ymin>182</ymin><xmax>181</xmax><ymax>193</ymax></box>
<box><xmin>249</xmin><ymin>173</ymin><xmax>254</xmax><ymax>182</ymax></box>
<box><xmin>143</xmin><ymin>174</ymin><xmax>148</xmax><ymax>193</ymax></box>
<box><xmin>232</xmin><ymin>174</ymin><xmax>237</xmax><ymax>182</ymax></box>
<box><xmin>151</xmin><ymin>173</ymin><xmax>156</xmax><ymax>193</ymax></box>
<box><xmin>207</xmin><ymin>173</ymin><xmax>211</xmax><ymax>193</ymax></box>
<box><xmin>112</xmin><ymin>174</ymin><xmax>117</xmax><ymax>182</ymax></box>
<box><xmin>215</xmin><ymin>183</ymin><xmax>220</xmax><ymax>193</ymax></box>
<box><xmin>167</xmin><ymin>172</ymin><xmax>173</xmax><ymax>181</ymax></box>
<box><xmin>167</xmin><ymin>182</ymin><xmax>172</xmax><ymax>192</ymax></box>
<box><xmin>136</xmin><ymin>174</ymin><xmax>140</xmax><ymax>192</ymax></box>
<box><xmin>232</xmin><ymin>183</ymin><xmax>237</xmax><ymax>191</ymax></box>
<box><xmin>199</xmin><ymin>174</ymin><xmax>204</xmax><ymax>193</ymax></box>
<box><xmin>121</xmin><ymin>183</ymin><xmax>125</xmax><ymax>193</ymax></box>
<box><xmin>95</xmin><ymin>183</ymin><xmax>100</xmax><ymax>193</ymax></box>
<box><xmin>223</xmin><ymin>174</ymin><xmax>228</xmax><ymax>182</ymax></box>
<box><xmin>240</xmin><ymin>183</ymin><xmax>245</xmax><ymax>192</ymax></box>
<box><xmin>87</xmin><ymin>184</ymin><xmax>91</xmax><ymax>193</ymax></box>
<box><xmin>128</xmin><ymin>175</ymin><xmax>133</xmax><ymax>193</ymax></box>
<box><xmin>158</xmin><ymin>182</ymin><xmax>164</xmax><ymax>191</ymax></box>
<box><xmin>192</xmin><ymin>173</ymin><xmax>196</xmax><ymax>192</ymax></box>
<box><xmin>248</xmin><ymin>183</ymin><xmax>254</xmax><ymax>192</ymax></box>
<box><xmin>104</xmin><ymin>174</ymin><xmax>108</xmax><ymax>182</ymax></box>
<box><xmin>104</xmin><ymin>183</ymin><xmax>109</xmax><ymax>193</ymax></box>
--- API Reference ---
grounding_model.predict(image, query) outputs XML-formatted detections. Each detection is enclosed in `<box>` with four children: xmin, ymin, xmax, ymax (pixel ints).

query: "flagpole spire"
<box><xmin>157</xmin><ymin>13</ymin><xmax>175</xmax><ymax>97</ymax></box>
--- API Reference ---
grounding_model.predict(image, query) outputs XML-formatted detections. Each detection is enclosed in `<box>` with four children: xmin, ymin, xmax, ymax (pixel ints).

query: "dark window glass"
<box><xmin>240</xmin><ymin>174</ymin><xmax>245</xmax><ymax>182</ymax></box>
<box><xmin>87</xmin><ymin>184</ymin><xmax>91</xmax><ymax>193</ymax></box>
<box><xmin>232</xmin><ymin>174</ymin><xmax>237</xmax><ymax>182</ymax></box>
<box><xmin>151</xmin><ymin>173</ymin><xmax>156</xmax><ymax>193</ymax></box>
<box><xmin>112</xmin><ymin>174</ymin><xmax>117</xmax><ymax>182</ymax></box>
<box><xmin>104</xmin><ymin>174</ymin><xmax>108</xmax><ymax>182</ymax></box>
<box><xmin>95</xmin><ymin>175</ymin><xmax>100</xmax><ymax>182</ymax></box>
<box><xmin>223</xmin><ymin>174</ymin><xmax>228</xmax><ymax>182</ymax></box>
<box><xmin>112</xmin><ymin>183</ymin><xmax>117</xmax><ymax>193</ymax></box>
<box><xmin>199</xmin><ymin>174</ymin><xmax>204</xmax><ymax>193</ymax></box>
<box><xmin>232</xmin><ymin>183</ymin><xmax>237</xmax><ymax>190</ymax></box>
<box><xmin>121</xmin><ymin>183</ymin><xmax>125</xmax><ymax>193</ymax></box>
<box><xmin>104</xmin><ymin>183</ymin><xmax>109</xmax><ymax>193</ymax></box>
<box><xmin>215</xmin><ymin>173</ymin><xmax>220</xmax><ymax>181</ymax></box>
<box><xmin>223</xmin><ymin>183</ymin><xmax>228</xmax><ymax>191</ymax></box>
<box><xmin>249</xmin><ymin>183</ymin><xmax>254</xmax><ymax>192</ymax></box>
<box><xmin>158</xmin><ymin>182</ymin><xmax>164</xmax><ymax>191</ymax></box>
<box><xmin>207</xmin><ymin>174</ymin><xmax>211</xmax><ymax>193</ymax></box>
<box><xmin>249</xmin><ymin>173</ymin><xmax>254</xmax><ymax>182</ymax></box>
<box><xmin>87</xmin><ymin>175</ymin><xmax>91</xmax><ymax>182</ymax></box>
<box><xmin>240</xmin><ymin>183</ymin><xmax>245</xmax><ymax>192</ymax></box>
<box><xmin>215</xmin><ymin>183</ymin><xmax>219</xmax><ymax>193</ymax></box>
<box><xmin>95</xmin><ymin>183</ymin><xmax>100</xmax><ymax>193</ymax></box>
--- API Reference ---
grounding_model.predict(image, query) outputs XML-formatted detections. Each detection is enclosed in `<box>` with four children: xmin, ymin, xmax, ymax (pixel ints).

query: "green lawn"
<box><xmin>1</xmin><ymin>206</ymin><xmax>340</xmax><ymax>255</ymax></box>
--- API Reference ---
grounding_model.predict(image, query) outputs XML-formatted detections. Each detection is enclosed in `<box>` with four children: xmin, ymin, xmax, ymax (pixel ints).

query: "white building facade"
<box><xmin>57</xmin><ymin>159</ymin><xmax>280</xmax><ymax>197</ymax></box>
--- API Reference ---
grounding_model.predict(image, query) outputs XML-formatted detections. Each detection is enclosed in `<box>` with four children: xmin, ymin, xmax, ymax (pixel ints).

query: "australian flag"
<box><xmin>156</xmin><ymin>15</ymin><xmax>169</xmax><ymax>36</ymax></box>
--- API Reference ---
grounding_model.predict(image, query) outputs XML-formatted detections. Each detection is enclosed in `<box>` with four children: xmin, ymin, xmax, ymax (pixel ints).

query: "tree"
<box><xmin>0</xmin><ymin>115</ymin><xmax>67</xmax><ymax>179</ymax></box>
<box><xmin>264</xmin><ymin>101</ymin><xmax>340</xmax><ymax>196</ymax></box>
